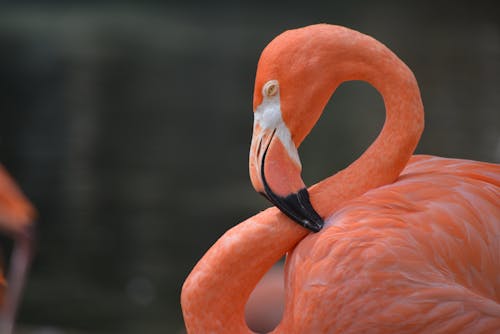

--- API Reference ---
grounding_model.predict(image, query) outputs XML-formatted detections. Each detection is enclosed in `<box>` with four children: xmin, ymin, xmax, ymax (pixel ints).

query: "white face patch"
<box><xmin>253</xmin><ymin>80</ymin><xmax>301</xmax><ymax>168</ymax></box>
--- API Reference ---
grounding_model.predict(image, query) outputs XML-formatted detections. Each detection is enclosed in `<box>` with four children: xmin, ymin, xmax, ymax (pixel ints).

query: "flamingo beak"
<box><xmin>249</xmin><ymin>124</ymin><xmax>324</xmax><ymax>232</ymax></box>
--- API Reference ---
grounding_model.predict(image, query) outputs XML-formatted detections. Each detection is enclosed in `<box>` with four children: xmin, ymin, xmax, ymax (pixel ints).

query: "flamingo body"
<box><xmin>282</xmin><ymin>155</ymin><xmax>500</xmax><ymax>333</ymax></box>
<box><xmin>181</xmin><ymin>24</ymin><xmax>500</xmax><ymax>334</ymax></box>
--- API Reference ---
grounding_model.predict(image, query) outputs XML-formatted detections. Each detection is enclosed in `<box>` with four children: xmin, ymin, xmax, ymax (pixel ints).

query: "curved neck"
<box><xmin>181</xmin><ymin>208</ymin><xmax>308</xmax><ymax>333</ymax></box>
<box><xmin>310</xmin><ymin>38</ymin><xmax>424</xmax><ymax>217</ymax></box>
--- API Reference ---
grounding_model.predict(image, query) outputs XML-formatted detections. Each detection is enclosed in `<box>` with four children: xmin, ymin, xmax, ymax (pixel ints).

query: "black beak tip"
<box><xmin>265</xmin><ymin>188</ymin><xmax>325</xmax><ymax>233</ymax></box>
<box><xmin>301</xmin><ymin>218</ymin><xmax>324</xmax><ymax>233</ymax></box>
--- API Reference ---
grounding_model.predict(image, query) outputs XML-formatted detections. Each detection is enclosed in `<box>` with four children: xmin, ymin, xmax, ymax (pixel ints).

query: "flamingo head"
<box><xmin>249</xmin><ymin>25</ymin><xmax>346</xmax><ymax>232</ymax></box>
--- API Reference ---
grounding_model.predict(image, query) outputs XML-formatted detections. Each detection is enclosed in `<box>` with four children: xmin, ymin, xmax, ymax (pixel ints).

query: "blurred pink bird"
<box><xmin>0</xmin><ymin>165</ymin><xmax>35</xmax><ymax>333</ymax></box>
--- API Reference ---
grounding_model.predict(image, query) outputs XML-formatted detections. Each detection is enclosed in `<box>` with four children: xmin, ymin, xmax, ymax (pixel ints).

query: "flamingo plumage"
<box><xmin>181</xmin><ymin>24</ymin><xmax>500</xmax><ymax>333</ymax></box>
<box><xmin>0</xmin><ymin>165</ymin><xmax>35</xmax><ymax>333</ymax></box>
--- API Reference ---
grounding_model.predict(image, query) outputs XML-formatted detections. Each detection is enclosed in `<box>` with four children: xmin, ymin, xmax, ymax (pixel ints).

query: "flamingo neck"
<box><xmin>181</xmin><ymin>208</ymin><xmax>307</xmax><ymax>333</ymax></box>
<box><xmin>309</xmin><ymin>39</ymin><xmax>424</xmax><ymax>217</ymax></box>
<box><xmin>181</xmin><ymin>26</ymin><xmax>425</xmax><ymax>333</ymax></box>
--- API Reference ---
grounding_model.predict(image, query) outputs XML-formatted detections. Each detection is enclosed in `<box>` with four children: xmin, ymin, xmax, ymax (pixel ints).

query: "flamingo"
<box><xmin>0</xmin><ymin>164</ymin><xmax>35</xmax><ymax>333</ymax></box>
<box><xmin>244</xmin><ymin>263</ymin><xmax>285</xmax><ymax>332</ymax></box>
<box><xmin>181</xmin><ymin>24</ymin><xmax>500</xmax><ymax>333</ymax></box>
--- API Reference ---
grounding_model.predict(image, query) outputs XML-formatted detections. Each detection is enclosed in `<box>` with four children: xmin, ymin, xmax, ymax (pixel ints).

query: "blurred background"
<box><xmin>0</xmin><ymin>0</ymin><xmax>498</xmax><ymax>332</ymax></box>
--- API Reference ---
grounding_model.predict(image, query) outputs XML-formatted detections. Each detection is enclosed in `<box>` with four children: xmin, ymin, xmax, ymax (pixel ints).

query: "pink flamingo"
<box><xmin>181</xmin><ymin>24</ymin><xmax>500</xmax><ymax>333</ymax></box>
<box><xmin>0</xmin><ymin>165</ymin><xmax>35</xmax><ymax>333</ymax></box>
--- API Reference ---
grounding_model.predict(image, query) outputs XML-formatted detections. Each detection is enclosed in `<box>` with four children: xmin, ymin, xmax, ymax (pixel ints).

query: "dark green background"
<box><xmin>0</xmin><ymin>1</ymin><xmax>498</xmax><ymax>333</ymax></box>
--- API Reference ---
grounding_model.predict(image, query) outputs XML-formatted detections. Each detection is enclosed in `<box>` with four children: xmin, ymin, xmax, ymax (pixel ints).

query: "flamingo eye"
<box><xmin>263</xmin><ymin>80</ymin><xmax>279</xmax><ymax>97</ymax></box>
<box><xmin>254</xmin><ymin>79</ymin><xmax>282</xmax><ymax>130</ymax></box>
